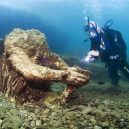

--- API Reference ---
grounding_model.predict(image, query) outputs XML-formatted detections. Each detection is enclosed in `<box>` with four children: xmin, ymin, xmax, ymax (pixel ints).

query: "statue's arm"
<box><xmin>50</xmin><ymin>52</ymin><xmax>70</xmax><ymax>69</ymax></box>
<box><xmin>8</xmin><ymin>47</ymin><xmax>67</xmax><ymax>81</ymax></box>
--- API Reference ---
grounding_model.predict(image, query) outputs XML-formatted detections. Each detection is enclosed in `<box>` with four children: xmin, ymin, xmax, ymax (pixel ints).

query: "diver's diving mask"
<box><xmin>88</xmin><ymin>26</ymin><xmax>98</xmax><ymax>38</ymax></box>
<box><xmin>84</xmin><ymin>18</ymin><xmax>99</xmax><ymax>39</ymax></box>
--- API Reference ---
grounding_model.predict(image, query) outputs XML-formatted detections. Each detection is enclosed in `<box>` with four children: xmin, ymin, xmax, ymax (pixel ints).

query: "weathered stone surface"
<box><xmin>0</xmin><ymin>28</ymin><xmax>91</xmax><ymax>104</ymax></box>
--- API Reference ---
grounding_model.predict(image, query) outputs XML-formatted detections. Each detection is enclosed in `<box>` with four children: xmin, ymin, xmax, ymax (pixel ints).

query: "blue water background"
<box><xmin>0</xmin><ymin>0</ymin><xmax>129</xmax><ymax>58</ymax></box>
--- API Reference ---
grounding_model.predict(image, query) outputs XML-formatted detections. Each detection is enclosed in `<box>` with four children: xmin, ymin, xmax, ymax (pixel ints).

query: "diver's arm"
<box><xmin>90</xmin><ymin>39</ymin><xmax>100</xmax><ymax>51</ymax></box>
<box><xmin>116</xmin><ymin>31</ymin><xmax>127</xmax><ymax>60</ymax></box>
<box><xmin>117</xmin><ymin>31</ymin><xmax>127</xmax><ymax>51</ymax></box>
<box><xmin>84</xmin><ymin>40</ymin><xmax>99</xmax><ymax>62</ymax></box>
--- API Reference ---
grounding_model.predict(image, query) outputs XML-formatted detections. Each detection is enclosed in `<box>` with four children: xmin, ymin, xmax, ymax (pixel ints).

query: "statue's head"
<box><xmin>5</xmin><ymin>29</ymin><xmax>50</xmax><ymax>59</ymax></box>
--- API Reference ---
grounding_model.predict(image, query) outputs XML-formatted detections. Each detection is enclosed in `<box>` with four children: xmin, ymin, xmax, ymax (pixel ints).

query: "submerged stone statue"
<box><xmin>0</xmin><ymin>29</ymin><xmax>91</xmax><ymax>104</ymax></box>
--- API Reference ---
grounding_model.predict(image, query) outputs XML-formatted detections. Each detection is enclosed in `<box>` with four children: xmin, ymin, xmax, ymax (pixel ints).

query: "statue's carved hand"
<box><xmin>62</xmin><ymin>67</ymin><xmax>91</xmax><ymax>86</ymax></box>
<box><xmin>67</xmin><ymin>66</ymin><xmax>91</xmax><ymax>76</ymax></box>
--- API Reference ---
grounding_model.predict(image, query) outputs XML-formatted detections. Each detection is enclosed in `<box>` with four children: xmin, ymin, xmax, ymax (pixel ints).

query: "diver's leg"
<box><xmin>120</xmin><ymin>61</ymin><xmax>129</xmax><ymax>80</ymax></box>
<box><xmin>108</xmin><ymin>65</ymin><xmax>120</xmax><ymax>86</ymax></box>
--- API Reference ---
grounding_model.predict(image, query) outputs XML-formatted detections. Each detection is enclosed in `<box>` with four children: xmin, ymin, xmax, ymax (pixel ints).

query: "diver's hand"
<box><xmin>84</xmin><ymin>55</ymin><xmax>96</xmax><ymax>62</ymax></box>
<box><xmin>63</xmin><ymin>68</ymin><xmax>90</xmax><ymax>86</ymax></box>
<box><xmin>88</xmin><ymin>50</ymin><xmax>99</xmax><ymax>58</ymax></box>
<box><xmin>84</xmin><ymin>50</ymin><xmax>99</xmax><ymax>63</ymax></box>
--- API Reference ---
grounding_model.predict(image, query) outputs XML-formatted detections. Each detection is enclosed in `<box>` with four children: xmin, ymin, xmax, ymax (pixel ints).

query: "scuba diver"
<box><xmin>84</xmin><ymin>17</ymin><xmax>129</xmax><ymax>85</ymax></box>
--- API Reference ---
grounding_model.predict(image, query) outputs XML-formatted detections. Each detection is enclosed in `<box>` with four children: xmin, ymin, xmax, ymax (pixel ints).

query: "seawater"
<box><xmin>0</xmin><ymin>0</ymin><xmax>129</xmax><ymax>58</ymax></box>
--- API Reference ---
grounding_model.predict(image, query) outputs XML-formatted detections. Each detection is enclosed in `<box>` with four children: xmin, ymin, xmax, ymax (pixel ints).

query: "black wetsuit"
<box><xmin>90</xmin><ymin>28</ymin><xmax>129</xmax><ymax>85</ymax></box>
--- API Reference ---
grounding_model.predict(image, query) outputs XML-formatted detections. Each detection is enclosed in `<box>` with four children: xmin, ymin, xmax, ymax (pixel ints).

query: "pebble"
<box><xmin>83</xmin><ymin>107</ymin><xmax>92</xmax><ymax>114</ymax></box>
<box><xmin>102</xmin><ymin>122</ymin><xmax>109</xmax><ymax>127</ymax></box>
<box><xmin>30</xmin><ymin>121</ymin><xmax>35</xmax><ymax>127</ymax></box>
<box><xmin>44</xmin><ymin>109</ymin><xmax>50</xmax><ymax>114</ymax></box>
<box><xmin>0</xmin><ymin>120</ymin><xmax>2</xmax><ymax>126</ymax></box>
<box><xmin>90</xmin><ymin>118</ymin><xmax>97</xmax><ymax>125</ymax></box>
<box><xmin>94</xmin><ymin>125</ymin><xmax>102</xmax><ymax>129</ymax></box>
<box><xmin>102</xmin><ymin>100</ymin><xmax>109</xmax><ymax>106</ymax></box>
<box><xmin>10</xmin><ymin>97</ymin><xmax>15</xmax><ymax>103</ymax></box>
<box><xmin>18</xmin><ymin>110</ymin><xmax>28</xmax><ymax>118</ymax></box>
<box><xmin>35</xmin><ymin>120</ymin><xmax>41</xmax><ymax>126</ymax></box>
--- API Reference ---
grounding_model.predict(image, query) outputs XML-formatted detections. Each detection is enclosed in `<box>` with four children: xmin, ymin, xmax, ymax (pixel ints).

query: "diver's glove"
<box><xmin>84</xmin><ymin>50</ymin><xmax>99</xmax><ymax>63</ymax></box>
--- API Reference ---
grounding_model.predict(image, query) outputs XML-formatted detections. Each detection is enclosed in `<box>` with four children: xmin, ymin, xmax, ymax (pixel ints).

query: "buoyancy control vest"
<box><xmin>91</xmin><ymin>28</ymin><xmax>127</xmax><ymax>62</ymax></box>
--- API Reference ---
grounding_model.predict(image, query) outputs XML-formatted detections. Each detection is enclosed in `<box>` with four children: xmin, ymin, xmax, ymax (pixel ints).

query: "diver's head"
<box><xmin>84</xmin><ymin>20</ymin><xmax>102</xmax><ymax>39</ymax></box>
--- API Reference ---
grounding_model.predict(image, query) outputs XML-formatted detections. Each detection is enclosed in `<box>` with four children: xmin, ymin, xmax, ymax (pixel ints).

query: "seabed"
<box><xmin>0</xmin><ymin>59</ymin><xmax>129</xmax><ymax>129</ymax></box>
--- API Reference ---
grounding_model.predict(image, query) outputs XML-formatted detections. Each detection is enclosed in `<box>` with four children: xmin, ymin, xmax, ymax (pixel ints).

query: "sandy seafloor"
<box><xmin>0</xmin><ymin>57</ymin><xmax>129</xmax><ymax>129</ymax></box>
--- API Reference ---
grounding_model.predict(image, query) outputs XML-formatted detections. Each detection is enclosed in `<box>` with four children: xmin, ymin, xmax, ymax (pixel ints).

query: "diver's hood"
<box><xmin>83</xmin><ymin>17</ymin><xmax>113</xmax><ymax>42</ymax></box>
<box><xmin>84</xmin><ymin>21</ymin><xmax>102</xmax><ymax>39</ymax></box>
<box><xmin>88</xmin><ymin>21</ymin><xmax>102</xmax><ymax>34</ymax></box>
